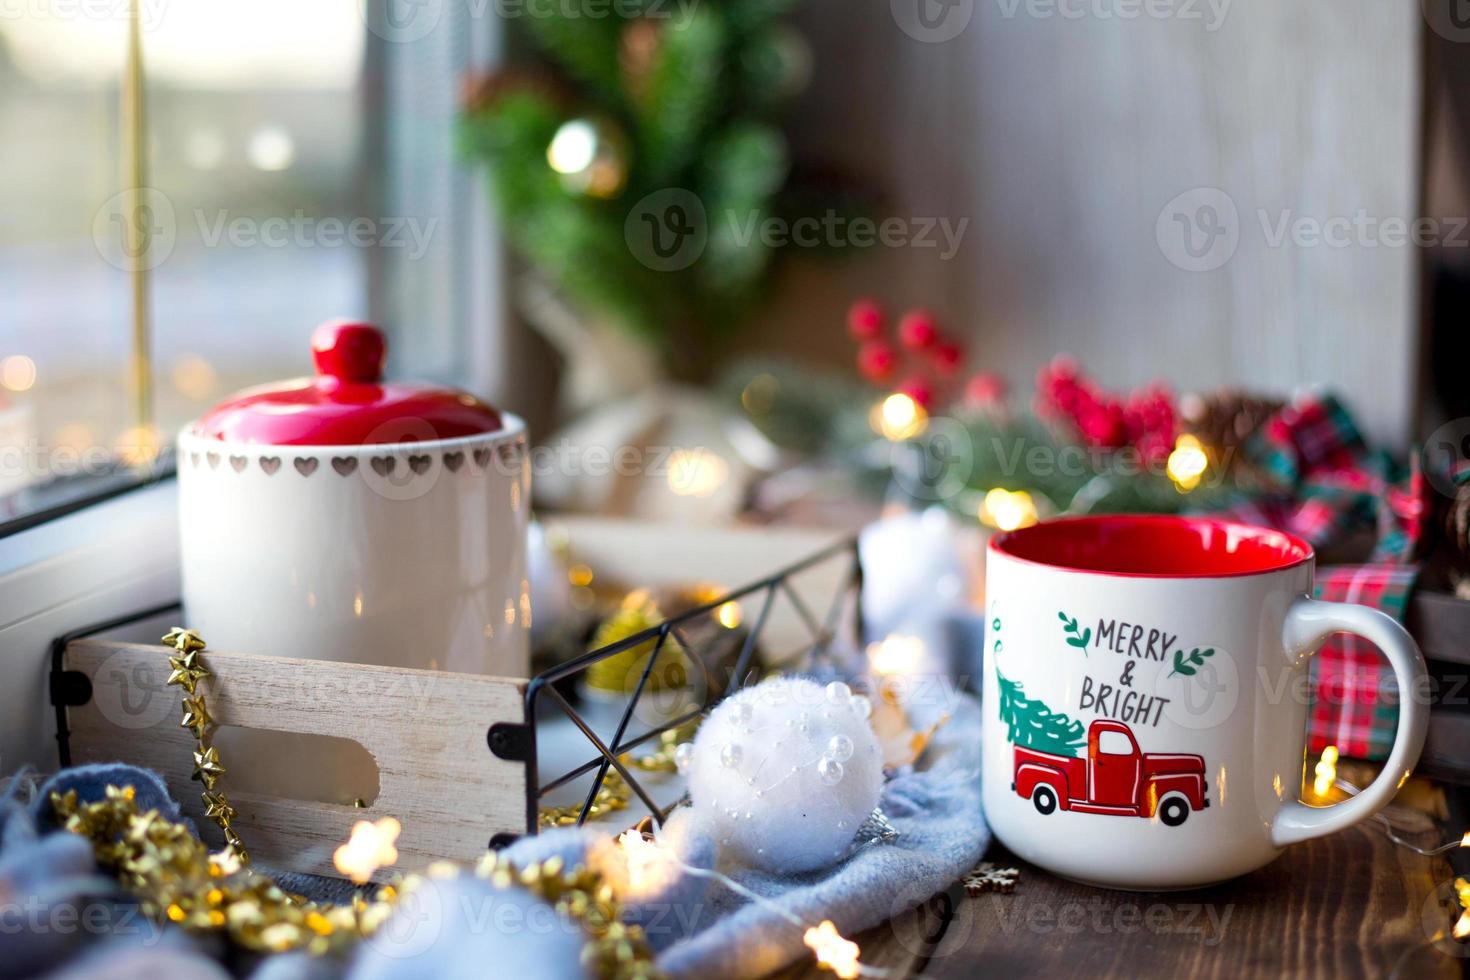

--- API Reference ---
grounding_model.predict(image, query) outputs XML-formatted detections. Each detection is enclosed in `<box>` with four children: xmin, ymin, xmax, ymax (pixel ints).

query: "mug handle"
<box><xmin>1269</xmin><ymin>596</ymin><xmax>1429</xmax><ymax>847</ymax></box>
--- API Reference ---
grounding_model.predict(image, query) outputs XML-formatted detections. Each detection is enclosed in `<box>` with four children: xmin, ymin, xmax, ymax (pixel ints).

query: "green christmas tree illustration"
<box><xmin>995</xmin><ymin>668</ymin><xmax>1086</xmax><ymax>757</ymax></box>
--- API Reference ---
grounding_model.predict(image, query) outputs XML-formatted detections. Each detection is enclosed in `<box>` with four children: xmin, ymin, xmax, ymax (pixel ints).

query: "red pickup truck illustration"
<box><xmin>1012</xmin><ymin>720</ymin><xmax>1209</xmax><ymax>826</ymax></box>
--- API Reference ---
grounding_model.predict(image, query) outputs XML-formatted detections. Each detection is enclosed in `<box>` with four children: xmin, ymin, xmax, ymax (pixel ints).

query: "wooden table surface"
<box><xmin>779</xmin><ymin>820</ymin><xmax>1466</xmax><ymax>979</ymax></box>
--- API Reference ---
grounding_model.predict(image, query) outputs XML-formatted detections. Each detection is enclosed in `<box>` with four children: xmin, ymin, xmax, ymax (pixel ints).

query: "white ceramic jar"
<box><xmin>176</xmin><ymin>321</ymin><xmax>530</xmax><ymax>802</ymax></box>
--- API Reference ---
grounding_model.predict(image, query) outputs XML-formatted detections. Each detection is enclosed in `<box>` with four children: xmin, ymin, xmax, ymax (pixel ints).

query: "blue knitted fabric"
<box><xmin>2</xmin><ymin>696</ymin><xmax>986</xmax><ymax>979</ymax></box>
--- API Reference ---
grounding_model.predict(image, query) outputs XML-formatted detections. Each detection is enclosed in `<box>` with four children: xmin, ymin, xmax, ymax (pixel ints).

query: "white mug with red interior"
<box><xmin>982</xmin><ymin>515</ymin><xmax>1427</xmax><ymax>890</ymax></box>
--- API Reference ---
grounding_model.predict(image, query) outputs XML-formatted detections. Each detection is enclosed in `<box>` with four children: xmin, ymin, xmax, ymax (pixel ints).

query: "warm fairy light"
<box><xmin>716</xmin><ymin>601</ymin><xmax>742</xmax><ymax>629</ymax></box>
<box><xmin>1463</xmin><ymin>830</ymin><xmax>1470</xmax><ymax>849</ymax></box>
<box><xmin>617</xmin><ymin>829</ymin><xmax>677</xmax><ymax>895</ymax></box>
<box><xmin>170</xmin><ymin>354</ymin><xmax>218</xmax><ymax>401</ymax></box>
<box><xmin>666</xmin><ymin>449</ymin><xmax>729</xmax><ymax>497</ymax></box>
<box><xmin>869</xmin><ymin>635</ymin><xmax>924</xmax><ymax>677</ymax></box>
<box><xmin>871</xmin><ymin>392</ymin><xmax>927</xmax><ymax>441</ymax></box>
<box><xmin>1</xmin><ymin>355</ymin><xmax>36</xmax><ymax>392</ymax></box>
<box><xmin>741</xmin><ymin>373</ymin><xmax>779</xmax><ymax>415</ymax></box>
<box><xmin>980</xmin><ymin>488</ymin><xmax>1038</xmax><ymax>532</ymax></box>
<box><xmin>804</xmin><ymin>920</ymin><xmax>862</xmax><ymax>979</ymax></box>
<box><xmin>209</xmin><ymin>848</ymin><xmax>243</xmax><ymax>876</ymax></box>
<box><xmin>1312</xmin><ymin>745</ymin><xmax>1339</xmax><ymax>798</ymax></box>
<box><xmin>569</xmin><ymin>563</ymin><xmax>595</xmax><ymax>587</ymax></box>
<box><xmin>1166</xmin><ymin>433</ymin><xmax>1209</xmax><ymax>492</ymax></box>
<box><xmin>333</xmin><ymin>817</ymin><xmax>401</xmax><ymax>884</ymax></box>
<box><xmin>115</xmin><ymin>425</ymin><xmax>162</xmax><ymax>467</ymax></box>
<box><xmin>547</xmin><ymin>119</ymin><xmax>598</xmax><ymax>175</ymax></box>
<box><xmin>1454</xmin><ymin>877</ymin><xmax>1470</xmax><ymax>941</ymax></box>
<box><xmin>248</xmin><ymin>125</ymin><xmax>295</xmax><ymax>171</ymax></box>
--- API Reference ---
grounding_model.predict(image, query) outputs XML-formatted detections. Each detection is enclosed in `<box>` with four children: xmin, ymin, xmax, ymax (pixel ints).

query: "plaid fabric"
<box><xmin>1306</xmin><ymin>564</ymin><xmax>1420</xmax><ymax>759</ymax></box>
<box><xmin>1226</xmin><ymin>392</ymin><xmax>1430</xmax><ymax>761</ymax></box>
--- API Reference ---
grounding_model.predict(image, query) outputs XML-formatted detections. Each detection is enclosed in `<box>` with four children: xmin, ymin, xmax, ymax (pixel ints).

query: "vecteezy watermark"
<box><xmin>0</xmin><ymin>0</ymin><xmax>170</xmax><ymax>30</ymax></box>
<box><xmin>995</xmin><ymin>0</ymin><xmax>1229</xmax><ymax>29</ymax></box>
<box><xmin>358</xmin><ymin>0</ymin><xmax>446</xmax><ymax>44</ymax></box>
<box><xmin>92</xmin><ymin>189</ymin><xmax>439</xmax><ymax>270</ymax></box>
<box><xmin>625</xmin><ymin>188</ymin><xmax>969</xmax><ymax>271</ymax></box>
<box><xmin>891</xmin><ymin>0</ymin><xmax>975</xmax><ymax>43</ymax></box>
<box><xmin>1422</xmin><ymin>0</ymin><xmax>1470</xmax><ymax>44</ymax></box>
<box><xmin>989</xmin><ymin>895</ymin><xmax>1235</xmax><ymax>945</ymax></box>
<box><xmin>93</xmin><ymin>187</ymin><xmax>177</xmax><ymax>273</ymax></box>
<box><xmin>0</xmin><ymin>896</ymin><xmax>164</xmax><ymax>943</ymax></box>
<box><xmin>1155</xmin><ymin>187</ymin><xmax>1240</xmax><ymax>273</ymax></box>
<box><xmin>195</xmin><ymin>210</ymin><xmax>437</xmax><ymax>261</ymax></box>
<box><xmin>1423</xmin><ymin>416</ymin><xmax>1470</xmax><ymax>497</ymax></box>
<box><xmin>1158</xmin><ymin>186</ymin><xmax>1470</xmax><ymax>272</ymax></box>
<box><xmin>490</xmin><ymin>0</ymin><xmax>698</xmax><ymax>20</ymax></box>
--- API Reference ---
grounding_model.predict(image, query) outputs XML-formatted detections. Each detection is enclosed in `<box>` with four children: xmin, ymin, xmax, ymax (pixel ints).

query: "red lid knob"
<box><xmin>312</xmin><ymin>321</ymin><xmax>386</xmax><ymax>384</ymax></box>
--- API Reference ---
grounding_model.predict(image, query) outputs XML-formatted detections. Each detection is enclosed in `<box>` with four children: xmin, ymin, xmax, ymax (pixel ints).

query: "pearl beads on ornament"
<box><xmin>683</xmin><ymin>676</ymin><xmax>885</xmax><ymax>874</ymax></box>
<box><xmin>827</xmin><ymin>734</ymin><xmax>854</xmax><ymax>762</ymax></box>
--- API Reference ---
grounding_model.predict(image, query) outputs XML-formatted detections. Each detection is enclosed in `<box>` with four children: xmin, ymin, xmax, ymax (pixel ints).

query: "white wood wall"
<box><xmin>753</xmin><ymin>0</ymin><xmax>1423</xmax><ymax>447</ymax></box>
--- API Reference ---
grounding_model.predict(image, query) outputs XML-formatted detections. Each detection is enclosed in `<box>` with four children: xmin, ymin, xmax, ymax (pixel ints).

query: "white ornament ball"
<box><xmin>685</xmin><ymin>676</ymin><xmax>884</xmax><ymax>873</ymax></box>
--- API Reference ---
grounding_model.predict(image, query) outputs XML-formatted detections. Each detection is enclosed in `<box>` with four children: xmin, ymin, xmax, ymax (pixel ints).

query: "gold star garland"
<box><xmin>47</xmin><ymin>629</ymin><xmax>664</xmax><ymax>975</ymax></box>
<box><xmin>51</xmin><ymin>784</ymin><xmax>662</xmax><ymax>976</ymax></box>
<box><xmin>161</xmin><ymin>628</ymin><xmax>245</xmax><ymax>864</ymax></box>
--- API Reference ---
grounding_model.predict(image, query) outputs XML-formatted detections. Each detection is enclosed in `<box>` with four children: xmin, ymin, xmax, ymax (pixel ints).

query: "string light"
<box><xmin>868</xmin><ymin>635</ymin><xmax>924</xmax><ymax>677</ymax></box>
<box><xmin>804</xmin><ymin>920</ymin><xmax>862</xmax><ymax>979</ymax></box>
<box><xmin>666</xmin><ymin>449</ymin><xmax>729</xmax><ymax>497</ymax></box>
<box><xmin>1</xmin><ymin>355</ymin><xmax>36</xmax><ymax>392</ymax></box>
<box><xmin>1312</xmin><ymin>745</ymin><xmax>1338</xmax><ymax>798</ymax></box>
<box><xmin>1166</xmin><ymin>433</ymin><xmax>1209</xmax><ymax>492</ymax></box>
<box><xmin>629</xmin><ymin>827</ymin><xmax>884</xmax><ymax>978</ymax></box>
<box><xmin>612</xmin><ymin>829</ymin><xmax>679</xmax><ymax>896</ymax></box>
<box><xmin>333</xmin><ymin>817</ymin><xmax>401</xmax><ymax>884</ymax></box>
<box><xmin>1455</xmin><ymin>878</ymin><xmax>1470</xmax><ymax>941</ymax></box>
<box><xmin>870</xmin><ymin>393</ymin><xmax>927</xmax><ymax>441</ymax></box>
<box><xmin>716</xmin><ymin>600</ymin><xmax>742</xmax><ymax>629</ymax></box>
<box><xmin>115</xmin><ymin>425</ymin><xmax>162</xmax><ymax>467</ymax></box>
<box><xmin>979</xmin><ymin>488</ymin><xmax>1038</xmax><ymax>532</ymax></box>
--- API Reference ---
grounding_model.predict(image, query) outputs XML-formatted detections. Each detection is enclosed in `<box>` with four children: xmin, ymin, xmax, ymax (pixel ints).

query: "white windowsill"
<box><xmin>0</xmin><ymin>481</ymin><xmax>180</xmax><ymax>774</ymax></box>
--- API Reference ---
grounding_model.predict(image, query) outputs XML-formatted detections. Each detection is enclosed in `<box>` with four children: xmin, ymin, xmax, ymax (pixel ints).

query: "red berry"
<box><xmin>857</xmin><ymin>340</ymin><xmax>897</xmax><ymax>382</ymax></box>
<box><xmin>847</xmin><ymin>299</ymin><xmax>885</xmax><ymax>341</ymax></box>
<box><xmin>932</xmin><ymin>342</ymin><xmax>964</xmax><ymax>375</ymax></box>
<box><xmin>898</xmin><ymin>377</ymin><xmax>934</xmax><ymax>410</ymax></box>
<box><xmin>965</xmin><ymin>372</ymin><xmax>1007</xmax><ymax>406</ymax></box>
<box><xmin>898</xmin><ymin>310</ymin><xmax>939</xmax><ymax>350</ymax></box>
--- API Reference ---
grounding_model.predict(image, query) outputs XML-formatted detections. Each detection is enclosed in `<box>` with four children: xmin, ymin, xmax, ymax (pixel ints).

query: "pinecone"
<box><xmin>1179</xmin><ymin>389</ymin><xmax>1285</xmax><ymax>454</ymax></box>
<box><xmin>1443</xmin><ymin>481</ymin><xmax>1470</xmax><ymax>575</ymax></box>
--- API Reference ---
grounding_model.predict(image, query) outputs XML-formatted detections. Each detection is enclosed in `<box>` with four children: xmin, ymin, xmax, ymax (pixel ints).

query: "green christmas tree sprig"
<box><xmin>995</xmin><ymin>668</ymin><xmax>1086</xmax><ymax>758</ymax></box>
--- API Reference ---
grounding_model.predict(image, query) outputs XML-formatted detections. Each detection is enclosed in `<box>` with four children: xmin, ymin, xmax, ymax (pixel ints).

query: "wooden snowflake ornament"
<box><xmin>963</xmin><ymin>862</ymin><xmax>1019</xmax><ymax>896</ymax></box>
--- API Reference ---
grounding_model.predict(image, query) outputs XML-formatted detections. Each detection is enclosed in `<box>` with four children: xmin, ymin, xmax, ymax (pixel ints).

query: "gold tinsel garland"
<box><xmin>538</xmin><ymin>724</ymin><xmax>697</xmax><ymax>828</ymax></box>
<box><xmin>46</xmin><ymin>629</ymin><xmax>664</xmax><ymax>977</ymax></box>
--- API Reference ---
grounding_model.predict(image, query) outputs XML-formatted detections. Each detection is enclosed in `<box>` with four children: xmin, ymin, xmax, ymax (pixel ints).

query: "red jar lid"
<box><xmin>191</xmin><ymin>321</ymin><xmax>504</xmax><ymax>446</ymax></box>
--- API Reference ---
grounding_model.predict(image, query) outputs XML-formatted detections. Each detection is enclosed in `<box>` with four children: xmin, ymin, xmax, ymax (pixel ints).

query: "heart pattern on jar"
<box><xmin>200</xmin><ymin>442</ymin><xmax>522</xmax><ymax>477</ymax></box>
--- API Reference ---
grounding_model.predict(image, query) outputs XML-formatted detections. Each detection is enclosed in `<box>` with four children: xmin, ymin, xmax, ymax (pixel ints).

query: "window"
<box><xmin>0</xmin><ymin>2</ymin><xmax>504</xmax><ymax>531</ymax></box>
<box><xmin>1098</xmin><ymin>730</ymin><xmax>1134</xmax><ymax>756</ymax></box>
